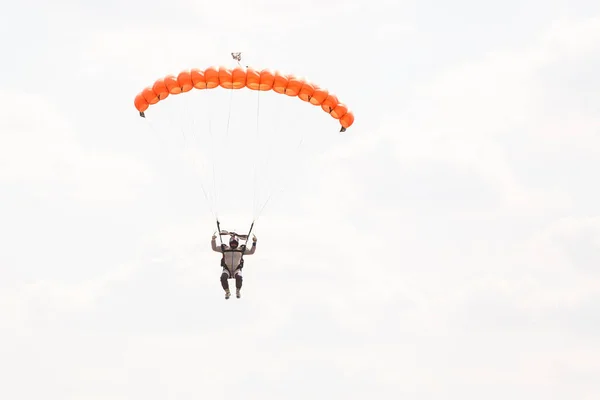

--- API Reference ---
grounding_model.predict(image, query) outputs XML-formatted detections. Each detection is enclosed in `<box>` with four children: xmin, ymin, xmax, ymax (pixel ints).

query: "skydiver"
<box><xmin>211</xmin><ymin>233</ymin><xmax>257</xmax><ymax>299</ymax></box>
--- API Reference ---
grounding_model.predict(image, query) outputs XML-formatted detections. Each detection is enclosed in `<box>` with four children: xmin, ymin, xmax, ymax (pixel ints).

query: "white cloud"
<box><xmin>368</xmin><ymin>15</ymin><xmax>600</xmax><ymax>219</ymax></box>
<box><xmin>3</xmin><ymin>2</ymin><xmax>600</xmax><ymax>399</ymax></box>
<box><xmin>0</xmin><ymin>90</ymin><xmax>153</xmax><ymax>203</ymax></box>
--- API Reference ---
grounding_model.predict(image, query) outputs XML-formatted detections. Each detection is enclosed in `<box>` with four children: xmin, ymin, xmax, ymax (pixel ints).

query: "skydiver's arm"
<box><xmin>244</xmin><ymin>241</ymin><xmax>256</xmax><ymax>255</ymax></box>
<box><xmin>211</xmin><ymin>238</ymin><xmax>221</xmax><ymax>252</ymax></box>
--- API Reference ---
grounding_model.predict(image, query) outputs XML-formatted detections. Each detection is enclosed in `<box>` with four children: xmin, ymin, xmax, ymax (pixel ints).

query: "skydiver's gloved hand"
<box><xmin>252</xmin><ymin>234</ymin><xmax>257</xmax><ymax>245</ymax></box>
<box><xmin>212</xmin><ymin>232</ymin><xmax>217</xmax><ymax>240</ymax></box>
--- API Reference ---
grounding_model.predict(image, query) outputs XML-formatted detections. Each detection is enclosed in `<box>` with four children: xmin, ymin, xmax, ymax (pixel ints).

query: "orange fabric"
<box><xmin>272</xmin><ymin>70</ymin><xmax>288</xmax><ymax>94</ymax></box>
<box><xmin>152</xmin><ymin>79</ymin><xmax>169</xmax><ymax>100</ymax></box>
<box><xmin>285</xmin><ymin>75</ymin><xmax>304</xmax><ymax>97</ymax></box>
<box><xmin>191</xmin><ymin>68</ymin><xmax>207</xmax><ymax>89</ymax></box>
<box><xmin>298</xmin><ymin>82</ymin><xmax>316</xmax><ymax>102</ymax></box>
<box><xmin>134</xmin><ymin>66</ymin><xmax>354</xmax><ymax>130</ymax></box>
<box><xmin>204</xmin><ymin>66</ymin><xmax>219</xmax><ymax>88</ymax></box>
<box><xmin>164</xmin><ymin>75</ymin><xmax>181</xmax><ymax>94</ymax></box>
<box><xmin>231</xmin><ymin>66</ymin><xmax>247</xmax><ymax>89</ymax></box>
<box><xmin>177</xmin><ymin>71</ymin><xmax>193</xmax><ymax>92</ymax></box>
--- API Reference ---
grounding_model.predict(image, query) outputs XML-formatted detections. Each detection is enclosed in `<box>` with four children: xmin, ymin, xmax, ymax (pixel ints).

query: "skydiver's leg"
<box><xmin>220</xmin><ymin>272</ymin><xmax>229</xmax><ymax>290</ymax></box>
<box><xmin>221</xmin><ymin>269</ymin><xmax>231</xmax><ymax>299</ymax></box>
<box><xmin>234</xmin><ymin>270</ymin><xmax>243</xmax><ymax>298</ymax></box>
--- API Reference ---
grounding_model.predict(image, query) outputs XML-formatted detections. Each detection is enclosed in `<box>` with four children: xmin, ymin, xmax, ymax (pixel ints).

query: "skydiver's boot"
<box><xmin>225</xmin><ymin>289</ymin><xmax>231</xmax><ymax>299</ymax></box>
<box><xmin>236</xmin><ymin>289</ymin><xmax>241</xmax><ymax>299</ymax></box>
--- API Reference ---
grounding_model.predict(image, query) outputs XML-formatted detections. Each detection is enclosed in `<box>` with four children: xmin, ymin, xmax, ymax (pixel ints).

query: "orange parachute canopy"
<box><xmin>133</xmin><ymin>65</ymin><xmax>355</xmax><ymax>132</ymax></box>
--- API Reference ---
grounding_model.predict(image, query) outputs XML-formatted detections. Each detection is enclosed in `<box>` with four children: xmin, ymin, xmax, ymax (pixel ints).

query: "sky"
<box><xmin>1</xmin><ymin>0</ymin><xmax>600</xmax><ymax>398</ymax></box>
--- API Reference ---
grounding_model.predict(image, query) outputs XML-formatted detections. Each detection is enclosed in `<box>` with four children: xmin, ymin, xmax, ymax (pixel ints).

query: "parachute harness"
<box><xmin>216</xmin><ymin>219</ymin><xmax>254</xmax><ymax>272</ymax></box>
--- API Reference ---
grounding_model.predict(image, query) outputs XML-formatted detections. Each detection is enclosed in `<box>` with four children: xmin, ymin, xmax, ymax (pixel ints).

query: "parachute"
<box><xmin>133</xmin><ymin>62</ymin><xmax>354</xmax><ymax>132</ymax></box>
<box><xmin>133</xmin><ymin>53</ymin><xmax>355</xmax><ymax>241</ymax></box>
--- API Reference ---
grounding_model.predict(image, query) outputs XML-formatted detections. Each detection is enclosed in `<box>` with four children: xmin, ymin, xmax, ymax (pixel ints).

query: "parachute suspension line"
<box><xmin>144</xmin><ymin>118</ymin><xmax>165</xmax><ymax>151</ymax></box>
<box><xmin>143</xmin><ymin>119</ymin><xmax>172</xmax><ymax>179</ymax></box>
<box><xmin>252</xmin><ymin>88</ymin><xmax>261</xmax><ymax>219</ymax></box>
<box><xmin>144</xmin><ymin>113</ymin><xmax>216</xmax><ymax>219</ymax></box>
<box><xmin>216</xmin><ymin>219</ymin><xmax>225</xmax><ymax>260</ymax></box>
<box><xmin>224</xmin><ymin>86</ymin><xmax>235</xmax><ymax>142</ymax></box>
<box><xmin>197</xmin><ymin>165</ymin><xmax>215</xmax><ymax>218</ymax></box>
<box><xmin>259</xmin><ymin>99</ymin><xmax>276</xmax><ymax>210</ymax></box>
<box><xmin>216</xmin><ymin>220</ymin><xmax>223</xmax><ymax>244</ymax></box>
<box><xmin>205</xmin><ymin>88</ymin><xmax>219</xmax><ymax>220</ymax></box>
<box><xmin>179</xmin><ymin>96</ymin><xmax>188</xmax><ymax>144</ymax></box>
<box><xmin>187</xmin><ymin>94</ymin><xmax>216</xmax><ymax>219</ymax></box>
<box><xmin>240</xmin><ymin>220</ymin><xmax>255</xmax><ymax>260</ymax></box>
<box><xmin>254</xmin><ymin>131</ymin><xmax>305</xmax><ymax>222</ymax></box>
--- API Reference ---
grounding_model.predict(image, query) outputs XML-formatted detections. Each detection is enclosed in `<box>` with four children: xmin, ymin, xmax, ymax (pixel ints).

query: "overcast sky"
<box><xmin>1</xmin><ymin>0</ymin><xmax>600</xmax><ymax>399</ymax></box>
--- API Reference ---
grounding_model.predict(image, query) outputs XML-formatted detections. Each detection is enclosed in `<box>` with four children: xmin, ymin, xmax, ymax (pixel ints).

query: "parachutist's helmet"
<box><xmin>229</xmin><ymin>237</ymin><xmax>239</xmax><ymax>249</ymax></box>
